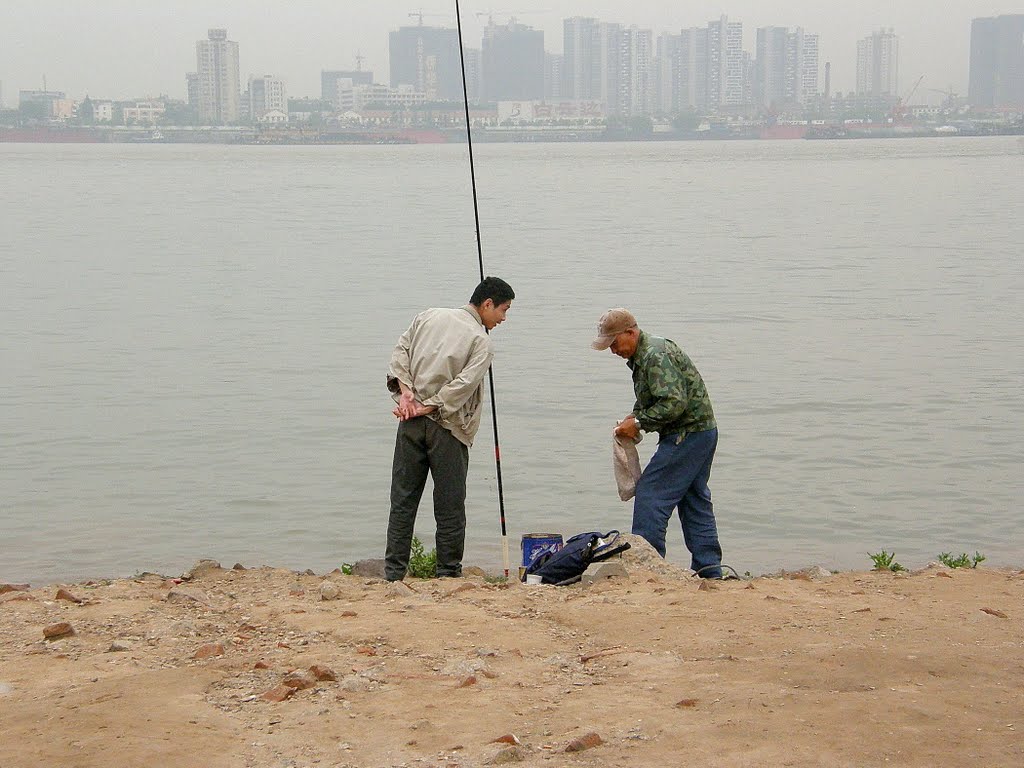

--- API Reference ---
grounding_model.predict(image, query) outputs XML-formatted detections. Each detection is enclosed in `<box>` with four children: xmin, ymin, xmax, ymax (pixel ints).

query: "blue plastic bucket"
<box><xmin>521</xmin><ymin>533</ymin><xmax>563</xmax><ymax>567</ymax></box>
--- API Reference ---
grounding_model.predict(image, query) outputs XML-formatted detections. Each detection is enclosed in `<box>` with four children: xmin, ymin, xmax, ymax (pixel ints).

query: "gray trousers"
<box><xmin>385</xmin><ymin>417</ymin><xmax>470</xmax><ymax>580</ymax></box>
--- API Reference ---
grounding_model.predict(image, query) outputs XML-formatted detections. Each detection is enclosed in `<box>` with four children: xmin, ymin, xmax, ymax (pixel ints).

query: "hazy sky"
<box><xmin>1</xmin><ymin>1</ymin><xmax>1019</xmax><ymax>105</ymax></box>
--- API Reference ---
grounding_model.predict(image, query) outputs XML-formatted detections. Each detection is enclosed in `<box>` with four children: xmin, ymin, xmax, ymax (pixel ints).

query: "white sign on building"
<box><xmin>497</xmin><ymin>101</ymin><xmax>606</xmax><ymax>123</ymax></box>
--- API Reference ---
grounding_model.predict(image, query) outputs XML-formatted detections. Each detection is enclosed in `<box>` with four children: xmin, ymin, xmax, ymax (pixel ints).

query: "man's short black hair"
<box><xmin>470</xmin><ymin>276</ymin><xmax>515</xmax><ymax>307</ymax></box>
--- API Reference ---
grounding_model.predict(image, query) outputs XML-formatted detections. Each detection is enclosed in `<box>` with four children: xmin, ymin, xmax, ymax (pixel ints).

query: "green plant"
<box><xmin>937</xmin><ymin>551</ymin><xmax>986</xmax><ymax>569</ymax></box>
<box><xmin>484</xmin><ymin>574</ymin><xmax>508</xmax><ymax>585</ymax></box>
<box><xmin>408</xmin><ymin>536</ymin><xmax>437</xmax><ymax>579</ymax></box>
<box><xmin>340</xmin><ymin>563</ymin><xmax>354</xmax><ymax>575</ymax></box>
<box><xmin>868</xmin><ymin>550</ymin><xmax>906</xmax><ymax>572</ymax></box>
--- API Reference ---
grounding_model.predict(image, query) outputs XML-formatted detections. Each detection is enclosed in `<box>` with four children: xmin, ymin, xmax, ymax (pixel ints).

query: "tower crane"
<box><xmin>474</xmin><ymin>9</ymin><xmax>547</xmax><ymax>26</ymax></box>
<box><xmin>408</xmin><ymin>10</ymin><xmax>452</xmax><ymax>26</ymax></box>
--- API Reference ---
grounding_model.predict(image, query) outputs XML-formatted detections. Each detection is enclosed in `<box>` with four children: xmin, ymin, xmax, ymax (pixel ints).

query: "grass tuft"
<box><xmin>868</xmin><ymin>550</ymin><xmax>906</xmax><ymax>572</ymax></box>
<box><xmin>937</xmin><ymin>551</ymin><xmax>986</xmax><ymax>569</ymax></box>
<box><xmin>408</xmin><ymin>536</ymin><xmax>437</xmax><ymax>579</ymax></box>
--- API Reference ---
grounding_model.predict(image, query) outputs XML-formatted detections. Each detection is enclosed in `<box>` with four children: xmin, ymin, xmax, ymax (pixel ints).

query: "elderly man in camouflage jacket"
<box><xmin>593</xmin><ymin>308</ymin><xmax>723</xmax><ymax>578</ymax></box>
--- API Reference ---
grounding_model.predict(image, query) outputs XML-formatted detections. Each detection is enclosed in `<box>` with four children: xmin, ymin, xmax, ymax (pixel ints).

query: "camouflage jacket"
<box><xmin>627</xmin><ymin>331</ymin><xmax>716</xmax><ymax>437</ymax></box>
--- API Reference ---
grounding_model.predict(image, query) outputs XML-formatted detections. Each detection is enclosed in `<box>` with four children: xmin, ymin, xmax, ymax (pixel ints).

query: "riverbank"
<box><xmin>2</xmin><ymin>121</ymin><xmax>1022</xmax><ymax>144</ymax></box>
<box><xmin>1</xmin><ymin>536</ymin><xmax>1020</xmax><ymax>768</ymax></box>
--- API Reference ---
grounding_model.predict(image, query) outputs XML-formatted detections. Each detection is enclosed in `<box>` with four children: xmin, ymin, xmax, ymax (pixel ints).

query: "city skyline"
<box><xmin>2</xmin><ymin>1</ymin><xmax>1020</xmax><ymax>105</ymax></box>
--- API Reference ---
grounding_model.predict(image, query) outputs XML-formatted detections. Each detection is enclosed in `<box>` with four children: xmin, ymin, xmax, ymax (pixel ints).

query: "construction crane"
<box><xmin>474</xmin><ymin>9</ymin><xmax>547</xmax><ymax>26</ymax></box>
<box><xmin>408</xmin><ymin>10</ymin><xmax>451</xmax><ymax>26</ymax></box>
<box><xmin>927</xmin><ymin>86</ymin><xmax>959</xmax><ymax>109</ymax></box>
<box><xmin>891</xmin><ymin>75</ymin><xmax>924</xmax><ymax>122</ymax></box>
<box><xmin>905</xmin><ymin>75</ymin><xmax>925</xmax><ymax>104</ymax></box>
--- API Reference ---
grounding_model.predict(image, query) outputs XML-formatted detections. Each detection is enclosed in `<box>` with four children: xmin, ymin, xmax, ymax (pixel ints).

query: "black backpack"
<box><xmin>522</xmin><ymin>530</ymin><xmax>631</xmax><ymax>585</ymax></box>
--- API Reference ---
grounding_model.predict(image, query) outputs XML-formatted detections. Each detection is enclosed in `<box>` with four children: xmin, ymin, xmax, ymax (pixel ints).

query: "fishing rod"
<box><xmin>454</xmin><ymin>0</ymin><xmax>511</xmax><ymax>578</ymax></box>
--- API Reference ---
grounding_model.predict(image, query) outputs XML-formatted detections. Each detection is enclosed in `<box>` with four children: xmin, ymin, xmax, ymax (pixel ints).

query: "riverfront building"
<box><xmin>195</xmin><ymin>29</ymin><xmax>241</xmax><ymax>124</ymax></box>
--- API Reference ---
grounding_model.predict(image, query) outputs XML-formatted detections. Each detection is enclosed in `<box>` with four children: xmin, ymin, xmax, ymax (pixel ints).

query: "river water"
<box><xmin>2</xmin><ymin>137</ymin><xmax>1022</xmax><ymax>584</ymax></box>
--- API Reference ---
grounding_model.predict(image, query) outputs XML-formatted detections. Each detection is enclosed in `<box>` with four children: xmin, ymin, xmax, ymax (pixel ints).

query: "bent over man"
<box><xmin>592</xmin><ymin>308</ymin><xmax>723</xmax><ymax>578</ymax></box>
<box><xmin>384</xmin><ymin>277</ymin><xmax>515</xmax><ymax>582</ymax></box>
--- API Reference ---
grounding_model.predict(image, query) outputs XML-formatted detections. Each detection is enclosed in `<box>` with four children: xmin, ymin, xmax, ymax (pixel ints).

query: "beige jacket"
<box><xmin>387</xmin><ymin>305</ymin><xmax>494</xmax><ymax>447</ymax></box>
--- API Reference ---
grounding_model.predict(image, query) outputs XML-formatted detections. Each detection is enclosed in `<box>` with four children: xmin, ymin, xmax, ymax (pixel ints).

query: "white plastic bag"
<box><xmin>613</xmin><ymin>432</ymin><xmax>643</xmax><ymax>501</ymax></box>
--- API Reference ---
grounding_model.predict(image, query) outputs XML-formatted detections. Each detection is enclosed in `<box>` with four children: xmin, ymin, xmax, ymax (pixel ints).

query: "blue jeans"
<box><xmin>632</xmin><ymin>428</ymin><xmax>722</xmax><ymax>578</ymax></box>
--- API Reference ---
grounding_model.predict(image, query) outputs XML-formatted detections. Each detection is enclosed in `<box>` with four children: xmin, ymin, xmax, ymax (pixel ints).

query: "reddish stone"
<box><xmin>341</xmin><ymin>610</ymin><xmax>358</xmax><ymax>617</ymax></box>
<box><xmin>491</xmin><ymin>734</ymin><xmax>521</xmax><ymax>745</ymax></box>
<box><xmin>43</xmin><ymin>622</ymin><xmax>75</xmax><ymax>640</ymax></box>
<box><xmin>254</xmin><ymin>661</ymin><xmax>271</xmax><ymax>670</ymax></box>
<box><xmin>356</xmin><ymin>646</ymin><xmax>377</xmax><ymax>656</ymax></box>
<box><xmin>0</xmin><ymin>583</ymin><xmax>30</xmax><ymax>594</ymax></box>
<box><xmin>193</xmin><ymin>643</ymin><xmax>225</xmax><ymax>659</ymax></box>
<box><xmin>565</xmin><ymin>733</ymin><xmax>603</xmax><ymax>753</ymax></box>
<box><xmin>309</xmin><ymin>665</ymin><xmax>337</xmax><ymax>682</ymax></box>
<box><xmin>0</xmin><ymin>592</ymin><xmax>35</xmax><ymax>604</ymax></box>
<box><xmin>282</xmin><ymin>670</ymin><xmax>317</xmax><ymax>690</ymax></box>
<box><xmin>261</xmin><ymin>684</ymin><xmax>295</xmax><ymax>702</ymax></box>
<box><xmin>55</xmin><ymin>588</ymin><xmax>84</xmax><ymax>604</ymax></box>
<box><xmin>675</xmin><ymin>698</ymin><xmax>699</xmax><ymax>708</ymax></box>
<box><xmin>456</xmin><ymin>675</ymin><xmax>478</xmax><ymax>688</ymax></box>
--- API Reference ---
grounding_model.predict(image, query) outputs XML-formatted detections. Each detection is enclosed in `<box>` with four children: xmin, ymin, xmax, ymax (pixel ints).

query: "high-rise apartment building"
<box><xmin>196</xmin><ymin>28</ymin><xmax>241</xmax><ymax>124</ymax></box>
<box><xmin>707</xmin><ymin>16</ymin><xmax>745</xmax><ymax>111</ymax></box>
<box><xmin>616</xmin><ymin>26</ymin><xmax>654</xmax><ymax>117</ymax></box>
<box><xmin>389</xmin><ymin>25</ymin><xmax>462</xmax><ymax>101</ymax></box>
<box><xmin>563</xmin><ymin>17</ymin><xmax>602</xmax><ymax>101</ymax></box>
<box><xmin>566</xmin><ymin>14</ymin><xmax>756</xmax><ymax>116</ymax></box>
<box><xmin>248</xmin><ymin>75</ymin><xmax>287</xmax><ymax>122</ymax></box>
<box><xmin>655</xmin><ymin>33</ymin><xmax>681</xmax><ymax>114</ymax></box>
<box><xmin>800</xmin><ymin>34</ymin><xmax>820</xmax><ymax>108</ymax></box>
<box><xmin>755</xmin><ymin>27</ymin><xmax>819</xmax><ymax>112</ymax></box>
<box><xmin>544</xmin><ymin>53</ymin><xmax>564</xmax><ymax>100</ymax></box>
<box><xmin>755</xmin><ymin>27</ymin><xmax>789</xmax><ymax>110</ymax></box>
<box><xmin>462</xmin><ymin>48</ymin><xmax>482</xmax><ymax>103</ymax></box>
<box><xmin>654</xmin><ymin>26</ymin><xmax>713</xmax><ymax>114</ymax></box>
<box><xmin>565</xmin><ymin>20</ymin><xmax>652</xmax><ymax>116</ymax></box>
<box><xmin>969</xmin><ymin>15</ymin><xmax>1024</xmax><ymax>108</ymax></box>
<box><xmin>185</xmin><ymin>73</ymin><xmax>200</xmax><ymax>109</ymax></box>
<box><xmin>481</xmin><ymin>21</ymin><xmax>544</xmax><ymax>101</ymax></box>
<box><xmin>679</xmin><ymin>27</ymin><xmax>710</xmax><ymax>112</ymax></box>
<box><xmin>856</xmin><ymin>29</ymin><xmax>899</xmax><ymax>102</ymax></box>
<box><xmin>321</xmin><ymin>70</ymin><xmax>373</xmax><ymax>105</ymax></box>
<box><xmin>597</xmin><ymin>22</ymin><xmax>623</xmax><ymax>111</ymax></box>
<box><xmin>742</xmin><ymin>51</ymin><xmax>755</xmax><ymax>109</ymax></box>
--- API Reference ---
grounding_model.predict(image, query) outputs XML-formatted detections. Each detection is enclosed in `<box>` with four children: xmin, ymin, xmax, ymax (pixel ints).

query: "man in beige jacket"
<box><xmin>384</xmin><ymin>277</ymin><xmax>515</xmax><ymax>581</ymax></box>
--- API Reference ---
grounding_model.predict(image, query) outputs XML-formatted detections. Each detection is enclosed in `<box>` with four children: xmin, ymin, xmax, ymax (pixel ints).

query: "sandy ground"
<box><xmin>1</xmin><ymin>537</ymin><xmax>1022</xmax><ymax>768</ymax></box>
